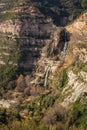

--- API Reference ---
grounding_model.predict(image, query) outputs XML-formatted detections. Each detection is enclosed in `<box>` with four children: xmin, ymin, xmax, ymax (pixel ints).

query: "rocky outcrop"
<box><xmin>66</xmin><ymin>11</ymin><xmax>87</xmax><ymax>39</ymax></box>
<box><xmin>61</xmin><ymin>70</ymin><xmax>87</xmax><ymax>107</ymax></box>
<box><xmin>0</xmin><ymin>1</ymin><xmax>87</xmax><ymax>112</ymax></box>
<box><xmin>60</xmin><ymin>11</ymin><xmax>87</xmax><ymax>107</ymax></box>
<box><xmin>0</xmin><ymin>3</ymin><xmax>66</xmax><ymax>87</ymax></box>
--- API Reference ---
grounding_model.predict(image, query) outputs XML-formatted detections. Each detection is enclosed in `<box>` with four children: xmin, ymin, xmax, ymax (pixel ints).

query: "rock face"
<box><xmin>65</xmin><ymin>11</ymin><xmax>87</xmax><ymax>65</ymax></box>
<box><xmin>66</xmin><ymin>12</ymin><xmax>87</xmax><ymax>39</ymax></box>
<box><xmin>60</xmin><ymin>11</ymin><xmax>87</xmax><ymax>107</ymax></box>
<box><xmin>0</xmin><ymin>4</ymin><xmax>66</xmax><ymax>87</ymax></box>
<box><xmin>62</xmin><ymin>70</ymin><xmax>87</xmax><ymax>107</ymax></box>
<box><xmin>0</xmin><ymin>0</ymin><xmax>86</xmax><ymax>109</ymax></box>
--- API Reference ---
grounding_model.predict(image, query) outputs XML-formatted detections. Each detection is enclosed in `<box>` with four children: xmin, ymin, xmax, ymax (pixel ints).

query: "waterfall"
<box><xmin>62</xmin><ymin>29</ymin><xmax>68</xmax><ymax>59</ymax></box>
<box><xmin>44</xmin><ymin>30</ymin><xmax>68</xmax><ymax>89</ymax></box>
<box><xmin>44</xmin><ymin>64</ymin><xmax>53</xmax><ymax>89</ymax></box>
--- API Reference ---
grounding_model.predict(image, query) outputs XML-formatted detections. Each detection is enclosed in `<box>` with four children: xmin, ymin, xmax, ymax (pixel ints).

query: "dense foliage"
<box><xmin>0</xmin><ymin>39</ymin><xmax>21</xmax><ymax>87</ymax></box>
<box><xmin>31</xmin><ymin>0</ymin><xmax>84</xmax><ymax>25</ymax></box>
<box><xmin>81</xmin><ymin>0</ymin><xmax>87</xmax><ymax>9</ymax></box>
<box><xmin>0</xmin><ymin>98</ymin><xmax>87</xmax><ymax>130</ymax></box>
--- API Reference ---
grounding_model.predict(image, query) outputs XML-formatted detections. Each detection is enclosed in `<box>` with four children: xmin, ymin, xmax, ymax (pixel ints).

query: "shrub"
<box><xmin>42</xmin><ymin>105</ymin><xmax>67</xmax><ymax>125</ymax></box>
<box><xmin>0</xmin><ymin>65</ymin><xmax>18</xmax><ymax>89</ymax></box>
<box><xmin>0</xmin><ymin>109</ymin><xmax>7</xmax><ymax>124</ymax></box>
<box><xmin>60</xmin><ymin>69</ymin><xmax>68</xmax><ymax>88</ymax></box>
<box><xmin>0</xmin><ymin>40</ymin><xmax>21</xmax><ymax>88</ymax></box>
<box><xmin>81</xmin><ymin>0</ymin><xmax>87</xmax><ymax>9</ymax></box>
<box><xmin>28</xmin><ymin>94</ymin><xmax>58</xmax><ymax>116</ymax></box>
<box><xmin>72</xmin><ymin>99</ymin><xmax>87</xmax><ymax>129</ymax></box>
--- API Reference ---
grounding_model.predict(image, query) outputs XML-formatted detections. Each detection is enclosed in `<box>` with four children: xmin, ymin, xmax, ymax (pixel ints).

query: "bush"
<box><xmin>60</xmin><ymin>69</ymin><xmax>68</xmax><ymax>88</ymax></box>
<box><xmin>72</xmin><ymin>99</ymin><xmax>87</xmax><ymax>129</ymax></box>
<box><xmin>0</xmin><ymin>109</ymin><xmax>7</xmax><ymax>124</ymax></box>
<box><xmin>81</xmin><ymin>0</ymin><xmax>87</xmax><ymax>9</ymax></box>
<box><xmin>42</xmin><ymin>105</ymin><xmax>67</xmax><ymax>125</ymax></box>
<box><xmin>0</xmin><ymin>65</ymin><xmax>18</xmax><ymax>89</ymax></box>
<box><xmin>0</xmin><ymin>40</ymin><xmax>21</xmax><ymax>88</ymax></box>
<box><xmin>0</xmin><ymin>119</ymin><xmax>49</xmax><ymax>130</ymax></box>
<box><xmin>28</xmin><ymin>94</ymin><xmax>58</xmax><ymax>116</ymax></box>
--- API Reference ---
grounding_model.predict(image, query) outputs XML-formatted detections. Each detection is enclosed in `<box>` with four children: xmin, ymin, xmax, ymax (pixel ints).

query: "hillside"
<box><xmin>0</xmin><ymin>0</ymin><xmax>87</xmax><ymax>130</ymax></box>
<box><xmin>31</xmin><ymin>0</ymin><xmax>84</xmax><ymax>26</ymax></box>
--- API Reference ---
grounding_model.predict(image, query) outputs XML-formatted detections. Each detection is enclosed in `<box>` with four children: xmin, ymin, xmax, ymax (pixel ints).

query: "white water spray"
<box><xmin>44</xmin><ymin>63</ymin><xmax>53</xmax><ymax>89</ymax></box>
<box><xmin>62</xmin><ymin>30</ymin><xmax>68</xmax><ymax>59</ymax></box>
<box><xmin>44</xmin><ymin>30</ymin><xmax>68</xmax><ymax>89</ymax></box>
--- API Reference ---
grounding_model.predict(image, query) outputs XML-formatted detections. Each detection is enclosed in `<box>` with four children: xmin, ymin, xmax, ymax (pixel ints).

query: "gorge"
<box><xmin>0</xmin><ymin>0</ymin><xmax>87</xmax><ymax>130</ymax></box>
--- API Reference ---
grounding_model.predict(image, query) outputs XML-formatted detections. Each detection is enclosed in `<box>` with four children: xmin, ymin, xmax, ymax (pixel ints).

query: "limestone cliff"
<box><xmin>0</xmin><ymin>1</ymin><xmax>87</xmax><ymax>130</ymax></box>
<box><xmin>0</xmin><ymin>0</ymin><xmax>87</xmax><ymax>109</ymax></box>
<box><xmin>61</xmin><ymin>11</ymin><xmax>87</xmax><ymax>107</ymax></box>
<box><xmin>0</xmin><ymin>2</ymin><xmax>66</xmax><ymax>88</ymax></box>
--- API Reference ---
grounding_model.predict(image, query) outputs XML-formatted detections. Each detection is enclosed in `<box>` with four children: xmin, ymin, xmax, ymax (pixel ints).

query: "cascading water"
<box><xmin>44</xmin><ymin>64</ymin><xmax>53</xmax><ymax>89</ymax></box>
<box><xmin>44</xmin><ymin>29</ymin><xmax>68</xmax><ymax>89</ymax></box>
<box><xmin>62</xmin><ymin>29</ymin><xmax>68</xmax><ymax>59</ymax></box>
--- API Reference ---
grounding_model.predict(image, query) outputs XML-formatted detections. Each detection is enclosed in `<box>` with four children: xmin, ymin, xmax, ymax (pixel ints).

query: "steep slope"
<box><xmin>31</xmin><ymin>0</ymin><xmax>84</xmax><ymax>26</ymax></box>
<box><xmin>0</xmin><ymin>1</ymin><xmax>66</xmax><ymax>90</ymax></box>
<box><xmin>0</xmin><ymin>1</ymin><xmax>86</xmax><ymax>107</ymax></box>
<box><xmin>61</xmin><ymin>11</ymin><xmax>87</xmax><ymax>107</ymax></box>
<box><xmin>0</xmin><ymin>1</ymin><xmax>87</xmax><ymax>130</ymax></box>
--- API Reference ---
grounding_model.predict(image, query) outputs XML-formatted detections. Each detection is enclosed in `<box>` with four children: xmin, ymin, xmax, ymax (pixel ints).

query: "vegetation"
<box><xmin>81</xmin><ymin>0</ymin><xmax>87</xmax><ymax>9</ymax></box>
<box><xmin>0</xmin><ymin>65</ymin><xmax>18</xmax><ymax>89</ymax></box>
<box><xmin>0</xmin><ymin>0</ymin><xmax>85</xmax><ymax>25</ymax></box>
<box><xmin>0</xmin><ymin>119</ymin><xmax>49</xmax><ymax>130</ymax></box>
<box><xmin>73</xmin><ymin>63</ymin><xmax>87</xmax><ymax>74</ymax></box>
<box><xmin>0</xmin><ymin>0</ymin><xmax>86</xmax><ymax>130</ymax></box>
<box><xmin>0</xmin><ymin>39</ymin><xmax>21</xmax><ymax>87</ymax></box>
<box><xmin>0</xmin><ymin>109</ymin><xmax>7</xmax><ymax>124</ymax></box>
<box><xmin>60</xmin><ymin>69</ymin><xmax>68</xmax><ymax>88</ymax></box>
<box><xmin>0</xmin><ymin>98</ymin><xmax>87</xmax><ymax>130</ymax></box>
<box><xmin>72</xmin><ymin>99</ymin><xmax>87</xmax><ymax>129</ymax></box>
<box><xmin>0</xmin><ymin>12</ymin><xmax>17</xmax><ymax>22</ymax></box>
<box><xmin>28</xmin><ymin>94</ymin><xmax>58</xmax><ymax>117</ymax></box>
<box><xmin>30</xmin><ymin>0</ymin><xmax>84</xmax><ymax>25</ymax></box>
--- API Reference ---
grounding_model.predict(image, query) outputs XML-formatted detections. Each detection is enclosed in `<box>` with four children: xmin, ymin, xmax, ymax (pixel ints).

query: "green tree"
<box><xmin>0</xmin><ymin>109</ymin><xmax>7</xmax><ymax>124</ymax></box>
<box><xmin>81</xmin><ymin>0</ymin><xmax>87</xmax><ymax>9</ymax></box>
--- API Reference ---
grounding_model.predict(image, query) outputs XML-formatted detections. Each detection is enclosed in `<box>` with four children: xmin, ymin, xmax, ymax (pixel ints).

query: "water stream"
<box><xmin>44</xmin><ymin>64</ymin><xmax>53</xmax><ymax>89</ymax></box>
<box><xmin>44</xmin><ymin>30</ymin><xmax>68</xmax><ymax>89</ymax></box>
<box><xmin>62</xmin><ymin>29</ymin><xmax>68</xmax><ymax>59</ymax></box>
